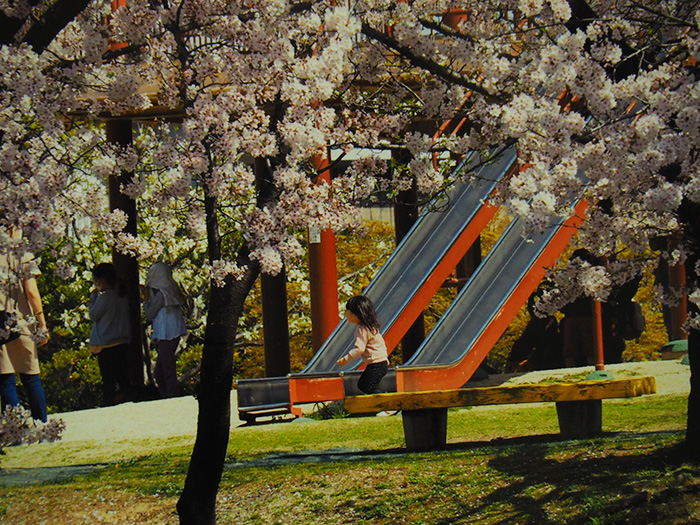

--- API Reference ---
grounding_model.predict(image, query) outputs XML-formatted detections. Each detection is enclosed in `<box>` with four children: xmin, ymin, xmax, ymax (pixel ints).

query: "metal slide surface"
<box><xmin>237</xmin><ymin>147</ymin><xmax>516</xmax><ymax>416</ymax></box>
<box><xmin>302</xmin><ymin>147</ymin><xmax>517</xmax><ymax>374</ymax></box>
<box><xmin>396</xmin><ymin>192</ymin><xmax>587</xmax><ymax>392</ymax></box>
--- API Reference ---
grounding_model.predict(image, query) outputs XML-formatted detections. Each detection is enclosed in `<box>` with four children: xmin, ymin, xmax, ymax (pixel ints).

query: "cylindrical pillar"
<box><xmin>261</xmin><ymin>269</ymin><xmax>291</xmax><ymax>377</ymax></box>
<box><xmin>308</xmin><ymin>152</ymin><xmax>339</xmax><ymax>351</ymax></box>
<box><xmin>593</xmin><ymin>300</ymin><xmax>605</xmax><ymax>370</ymax></box>
<box><xmin>106</xmin><ymin>119</ymin><xmax>144</xmax><ymax>395</ymax></box>
<box><xmin>393</xmin><ymin>149</ymin><xmax>425</xmax><ymax>362</ymax></box>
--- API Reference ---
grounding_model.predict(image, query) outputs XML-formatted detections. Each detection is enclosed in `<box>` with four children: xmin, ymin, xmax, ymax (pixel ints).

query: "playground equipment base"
<box><xmin>344</xmin><ymin>376</ymin><xmax>657</xmax><ymax>452</ymax></box>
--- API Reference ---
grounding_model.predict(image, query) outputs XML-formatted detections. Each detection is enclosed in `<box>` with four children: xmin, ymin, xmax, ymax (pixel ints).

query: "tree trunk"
<box><xmin>677</xmin><ymin>168</ymin><xmax>700</xmax><ymax>463</ymax></box>
<box><xmin>177</xmin><ymin>191</ymin><xmax>259</xmax><ymax>523</ymax></box>
<box><xmin>176</xmin><ymin>264</ymin><xmax>257</xmax><ymax>523</ymax></box>
<box><xmin>687</xmin><ymin>326</ymin><xmax>700</xmax><ymax>462</ymax></box>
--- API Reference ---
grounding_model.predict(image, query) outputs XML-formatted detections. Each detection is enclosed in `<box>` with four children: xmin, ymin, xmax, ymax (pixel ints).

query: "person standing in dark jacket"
<box><xmin>89</xmin><ymin>263</ymin><xmax>130</xmax><ymax>406</ymax></box>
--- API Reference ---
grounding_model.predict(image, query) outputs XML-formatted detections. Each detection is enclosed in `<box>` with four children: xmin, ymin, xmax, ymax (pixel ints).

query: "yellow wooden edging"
<box><xmin>344</xmin><ymin>376</ymin><xmax>657</xmax><ymax>413</ymax></box>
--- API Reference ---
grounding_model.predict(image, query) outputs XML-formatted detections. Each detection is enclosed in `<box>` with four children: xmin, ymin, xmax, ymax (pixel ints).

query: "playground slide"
<box><xmin>236</xmin><ymin>147</ymin><xmax>518</xmax><ymax>420</ymax></box>
<box><xmin>303</xmin><ymin>147</ymin><xmax>518</xmax><ymax>374</ymax></box>
<box><xmin>395</xmin><ymin>193</ymin><xmax>588</xmax><ymax>393</ymax></box>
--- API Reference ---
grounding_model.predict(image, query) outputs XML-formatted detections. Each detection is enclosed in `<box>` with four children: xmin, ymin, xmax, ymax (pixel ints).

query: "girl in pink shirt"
<box><xmin>336</xmin><ymin>295</ymin><xmax>388</xmax><ymax>394</ymax></box>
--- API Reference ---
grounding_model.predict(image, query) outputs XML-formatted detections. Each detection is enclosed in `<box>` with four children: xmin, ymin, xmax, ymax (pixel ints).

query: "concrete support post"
<box><xmin>402</xmin><ymin>408</ymin><xmax>448</xmax><ymax>452</ymax></box>
<box><xmin>556</xmin><ymin>400</ymin><xmax>603</xmax><ymax>439</ymax></box>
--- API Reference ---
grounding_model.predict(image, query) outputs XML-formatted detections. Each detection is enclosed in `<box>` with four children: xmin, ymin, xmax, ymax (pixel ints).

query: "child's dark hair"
<box><xmin>346</xmin><ymin>295</ymin><xmax>380</xmax><ymax>333</ymax></box>
<box><xmin>92</xmin><ymin>262</ymin><xmax>126</xmax><ymax>297</ymax></box>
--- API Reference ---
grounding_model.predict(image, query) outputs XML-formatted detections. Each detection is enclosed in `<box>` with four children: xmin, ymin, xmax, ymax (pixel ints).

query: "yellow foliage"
<box><xmin>236</xmin><ymin>209</ymin><xmax>674</xmax><ymax>380</ymax></box>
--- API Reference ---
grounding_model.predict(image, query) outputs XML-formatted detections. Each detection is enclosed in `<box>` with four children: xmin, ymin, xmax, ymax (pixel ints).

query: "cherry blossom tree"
<box><xmin>353</xmin><ymin>0</ymin><xmax>700</xmax><ymax>460</ymax></box>
<box><xmin>4</xmin><ymin>2</ymin><xmax>399</xmax><ymax>522</ymax></box>
<box><xmin>2</xmin><ymin>0</ymin><xmax>700</xmax><ymax>522</ymax></box>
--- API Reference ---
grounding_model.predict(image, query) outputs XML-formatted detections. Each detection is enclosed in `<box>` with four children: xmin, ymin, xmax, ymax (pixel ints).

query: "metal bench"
<box><xmin>344</xmin><ymin>376</ymin><xmax>657</xmax><ymax>451</ymax></box>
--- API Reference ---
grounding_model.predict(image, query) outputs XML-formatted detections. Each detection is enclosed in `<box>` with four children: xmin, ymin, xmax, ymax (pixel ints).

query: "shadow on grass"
<box><xmin>223</xmin><ymin>433</ymin><xmax>570</xmax><ymax>470</ymax></box>
<box><xmin>0</xmin><ymin>463</ymin><xmax>111</xmax><ymax>487</ymax></box>
<box><xmin>448</xmin><ymin>431</ymin><xmax>699</xmax><ymax>524</ymax></box>
<box><xmin>225</xmin><ymin>430</ymin><xmax>679</xmax><ymax>468</ymax></box>
<box><xmin>225</xmin><ymin>446</ymin><xmax>408</xmax><ymax>469</ymax></box>
<box><xmin>225</xmin><ymin>430</ymin><xmax>700</xmax><ymax>523</ymax></box>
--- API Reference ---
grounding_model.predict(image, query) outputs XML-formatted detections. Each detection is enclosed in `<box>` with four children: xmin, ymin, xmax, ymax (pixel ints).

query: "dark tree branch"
<box><xmin>565</xmin><ymin>0</ymin><xmax>652</xmax><ymax>82</ymax></box>
<box><xmin>5</xmin><ymin>0</ymin><xmax>92</xmax><ymax>53</ymax></box>
<box><xmin>0</xmin><ymin>0</ymin><xmax>42</xmax><ymax>46</ymax></box>
<box><xmin>360</xmin><ymin>21</ymin><xmax>502</xmax><ymax>102</ymax></box>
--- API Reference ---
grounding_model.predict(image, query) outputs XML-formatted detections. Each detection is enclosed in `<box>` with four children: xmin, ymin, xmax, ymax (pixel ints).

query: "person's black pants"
<box><xmin>357</xmin><ymin>361</ymin><xmax>388</xmax><ymax>394</ymax></box>
<box><xmin>97</xmin><ymin>343</ymin><xmax>129</xmax><ymax>406</ymax></box>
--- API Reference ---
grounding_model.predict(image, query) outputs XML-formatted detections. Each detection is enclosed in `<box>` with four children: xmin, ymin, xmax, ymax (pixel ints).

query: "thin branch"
<box><xmin>360</xmin><ymin>22</ymin><xmax>504</xmax><ymax>103</ymax></box>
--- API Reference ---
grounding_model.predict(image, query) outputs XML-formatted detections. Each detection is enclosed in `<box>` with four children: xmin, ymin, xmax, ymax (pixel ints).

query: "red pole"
<box><xmin>669</xmin><ymin>255</ymin><xmax>688</xmax><ymax>341</ymax></box>
<box><xmin>108</xmin><ymin>1</ymin><xmax>128</xmax><ymax>51</ymax></box>
<box><xmin>308</xmin><ymin>152</ymin><xmax>339</xmax><ymax>351</ymax></box>
<box><xmin>441</xmin><ymin>8</ymin><xmax>468</xmax><ymax>29</ymax></box>
<box><xmin>593</xmin><ymin>300</ymin><xmax>605</xmax><ymax>370</ymax></box>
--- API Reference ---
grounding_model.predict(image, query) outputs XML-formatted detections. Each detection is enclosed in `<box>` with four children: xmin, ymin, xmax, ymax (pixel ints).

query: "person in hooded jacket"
<box><xmin>142</xmin><ymin>262</ymin><xmax>188</xmax><ymax>398</ymax></box>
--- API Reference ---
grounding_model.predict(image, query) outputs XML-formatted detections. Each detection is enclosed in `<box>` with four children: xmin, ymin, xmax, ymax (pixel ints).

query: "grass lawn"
<box><xmin>0</xmin><ymin>393</ymin><xmax>698</xmax><ymax>524</ymax></box>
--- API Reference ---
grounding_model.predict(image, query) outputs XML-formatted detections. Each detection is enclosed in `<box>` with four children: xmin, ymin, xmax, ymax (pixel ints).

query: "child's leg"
<box><xmin>112</xmin><ymin>344</ymin><xmax>130</xmax><ymax>402</ymax></box>
<box><xmin>357</xmin><ymin>361</ymin><xmax>388</xmax><ymax>394</ymax></box>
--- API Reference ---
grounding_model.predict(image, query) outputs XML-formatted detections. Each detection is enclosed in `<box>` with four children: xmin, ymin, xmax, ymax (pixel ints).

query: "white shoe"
<box><xmin>376</xmin><ymin>410</ymin><xmax>398</xmax><ymax>417</ymax></box>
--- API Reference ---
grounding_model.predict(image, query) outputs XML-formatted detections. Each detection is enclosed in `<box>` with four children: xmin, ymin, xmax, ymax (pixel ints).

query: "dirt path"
<box><xmin>496</xmin><ymin>359</ymin><xmax>691</xmax><ymax>395</ymax></box>
<box><xmin>52</xmin><ymin>359</ymin><xmax>690</xmax><ymax>444</ymax></box>
<box><xmin>0</xmin><ymin>358</ymin><xmax>690</xmax><ymax>489</ymax></box>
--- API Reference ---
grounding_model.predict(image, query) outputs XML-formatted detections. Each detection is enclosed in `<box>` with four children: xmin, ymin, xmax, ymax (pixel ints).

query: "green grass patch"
<box><xmin>0</xmin><ymin>393</ymin><xmax>697</xmax><ymax>524</ymax></box>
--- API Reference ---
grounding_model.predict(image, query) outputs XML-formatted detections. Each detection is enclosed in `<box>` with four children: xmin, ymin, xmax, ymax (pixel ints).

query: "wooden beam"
<box><xmin>344</xmin><ymin>376</ymin><xmax>657</xmax><ymax>413</ymax></box>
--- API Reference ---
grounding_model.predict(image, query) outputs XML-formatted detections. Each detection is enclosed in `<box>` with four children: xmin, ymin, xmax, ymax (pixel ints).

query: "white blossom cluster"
<box><xmin>0</xmin><ymin>405</ymin><xmax>65</xmax><ymax>458</ymax></box>
<box><xmin>0</xmin><ymin>0</ymin><xmax>699</xmax><ymax>320</ymax></box>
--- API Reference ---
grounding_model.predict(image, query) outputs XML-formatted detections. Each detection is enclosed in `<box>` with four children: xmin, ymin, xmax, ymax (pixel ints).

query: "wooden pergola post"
<box><xmin>105</xmin><ymin>118</ymin><xmax>145</xmax><ymax>397</ymax></box>
<box><xmin>255</xmin><ymin>158</ymin><xmax>292</xmax><ymax>377</ymax></box>
<box><xmin>393</xmin><ymin>148</ymin><xmax>426</xmax><ymax>363</ymax></box>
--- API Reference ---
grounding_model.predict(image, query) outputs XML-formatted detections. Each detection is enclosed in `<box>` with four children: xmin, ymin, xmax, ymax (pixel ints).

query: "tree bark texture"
<box><xmin>176</xmin><ymin>263</ymin><xmax>258</xmax><ymax>523</ymax></box>
<box><xmin>1</xmin><ymin>0</ymin><xmax>91</xmax><ymax>53</ymax></box>
<box><xmin>177</xmin><ymin>190</ymin><xmax>260</xmax><ymax>523</ymax></box>
<box><xmin>687</xmin><ymin>327</ymin><xmax>700</xmax><ymax>462</ymax></box>
<box><xmin>679</xmin><ymin>171</ymin><xmax>700</xmax><ymax>462</ymax></box>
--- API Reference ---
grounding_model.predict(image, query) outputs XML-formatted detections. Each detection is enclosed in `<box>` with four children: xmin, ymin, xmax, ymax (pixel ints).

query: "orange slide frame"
<box><xmin>288</xmin><ymin>178</ymin><xmax>514</xmax><ymax>405</ymax></box>
<box><xmin>395</xmin><ymin>199</ymin><xmax>589</xmax><ymax>393</ymax></box>
<box><xmin>288</xmin><ymin>198</ymin><xmax>504</xmax><ymax>405</ymax></box>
